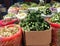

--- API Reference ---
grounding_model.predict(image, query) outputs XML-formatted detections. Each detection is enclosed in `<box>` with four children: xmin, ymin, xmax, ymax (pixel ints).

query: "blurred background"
<box><xmin>0</xmin><ymin>0</ymin><xmax>60</xmax><ymax>20</ymax></box>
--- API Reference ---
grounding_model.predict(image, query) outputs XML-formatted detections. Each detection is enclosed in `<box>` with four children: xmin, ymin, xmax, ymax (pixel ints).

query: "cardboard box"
<box><xmin>23</xmin><ymin>27</ymin><xmax>52</xmax><ymax>46</ymax></box>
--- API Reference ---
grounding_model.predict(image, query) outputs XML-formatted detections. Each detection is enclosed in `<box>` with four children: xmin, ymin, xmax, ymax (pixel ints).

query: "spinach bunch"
<box><xmin>20</xmin><ymin>10</ymin><xmax>50</xmax><ymax>31</ymax></box>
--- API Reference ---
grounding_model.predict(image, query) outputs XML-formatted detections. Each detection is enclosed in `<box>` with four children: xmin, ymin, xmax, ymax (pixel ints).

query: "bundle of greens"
<box><xmin>21</xmin><ymin>2</ymin><xmax>38</xmax><ymax>8</ymax></box>
<box><xmin>45</xmin><ymin>3</ymin><xmax>51</xmax><ymax>8</ymax></box>
<box><xmin>52</xmin><ymin>2</ymin><xmax>60</xmax><ymax>8</ymax></box>
<box><xmin>51</xmin><ymin>13</ymin><xmax>60</xmax><ymax>23</ymax></box>
<box><xmin>20</xmin><ymin>10</ymin><xmax>50</xmax><ymax>31</ymax></box>
<box><xmin>44</xmin><ymin>8</ymin><xmax>52</xmax><ymax>15</ymax></box>
<box><xmin>38</xmin><ymin>7</ymin><xmax>52</xmax><ymax>16</ymax></box>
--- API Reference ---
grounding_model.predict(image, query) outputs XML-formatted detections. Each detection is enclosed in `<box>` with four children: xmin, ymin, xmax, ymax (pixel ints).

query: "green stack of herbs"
<box><xmin>20</xmin><ymin>10</ymin><xmax>50</xmax><ymax>31</ymax></box>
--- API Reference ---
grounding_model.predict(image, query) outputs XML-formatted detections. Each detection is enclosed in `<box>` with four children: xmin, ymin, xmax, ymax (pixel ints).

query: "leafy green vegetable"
<box><xmin>30</xmin><ymin>3</ymin><xmax>38</xmax><ymax>7</ymax></box>
<box><xmin>52</xmin><ymin>2</ymin><xmax>60</xmax><ymax>8</ymax></box>
<box><xmin>51</xmin><ymin>13</ymin><xmax>60</xmax><ymax>23</ymax></box>
<box><xmin>44</xmin><ymin>8</ymin><xmax>52</xmax><ymax>15</ymax></box>
<box><xmin>45</xmin><ymin>3</ymin><xmax>51</xmax><ymax>8</ymax></box>
<box><xmin>21</xmin><ymin>4</ymin><xmax>29</xmax><ymax>8</ymax></box>
<box><xmin>20</xmin><ymin>10</ymin><xmax>50</xmax><ymax>31</ymax></box>
<box><xmin>38</xmin><ymin>7</ymin><xmax>52</xmax><ymax>15</ymax></box>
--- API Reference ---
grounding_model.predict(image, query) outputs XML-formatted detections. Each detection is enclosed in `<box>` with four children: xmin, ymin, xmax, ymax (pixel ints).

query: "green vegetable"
<box><xmin>51</xmin><ymin>13</ymin><xmax>60</xmax><ymax>23</ymax></box>
<box><xmin>45</xmin><ymin>3</ymin><xmax>51</xmax><ymax>8</ymax></box>
<box><xmin>52</xmin><ymin>2</ymin><xmax>60</xmax><ymax>8</ymax></box>
<box><xmin>38</xmin><ymin>7</ymin><xmax>52</xmax><ymax>15</ymax></box>
<box><xmin>44</xmin><ymin>8</ymin><xmax>52</xmax><ymax>15</ymax></box>
<box><xmin>21</xmin><ymin>4</ymin><xmax>29</xmax><ymax>8</ymax></box>
<box><xmin>30</xmin><ymin>3</ymin><xmax>38</xmax><ymax>7</ymax></box>
<box><xmin>20</xmin><ymin>10</ymin><xmax>50</xmax><ymax>31</ymax></box>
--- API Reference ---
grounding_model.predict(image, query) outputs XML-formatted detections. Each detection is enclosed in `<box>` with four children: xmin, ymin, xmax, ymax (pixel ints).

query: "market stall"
<box><xmin>0</xmin><ymin>0</ymin><xmax>60</xmax><ymax>46</ymax></box>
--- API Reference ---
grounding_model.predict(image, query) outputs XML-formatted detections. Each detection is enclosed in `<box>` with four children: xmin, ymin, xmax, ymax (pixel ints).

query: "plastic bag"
<box><xmin>0</xmin><ymin>18</ymin><xmax>19</xmax><ymax>26</ymax></box>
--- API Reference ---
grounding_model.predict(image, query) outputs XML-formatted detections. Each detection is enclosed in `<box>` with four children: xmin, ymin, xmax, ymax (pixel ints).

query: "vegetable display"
<box><xmin>21</xmin><ymin>2</ymin><xmax>38</xmax><ymax>7</ymax></box>
<box><xmin>52</xmin><ymin>2</ymin><xmax>60</xmax><ymax>8</ymax></box>
<box><xmin>45</xmin><ymin>8</ymin><xmax>52</xmax><ymax>15</ymax></box>
<box><xmin>51</xmin><ymin>13</ymin><xmax>60</xmax><ymax>23</ymax></box>
<box><xmin>38</xmin><ymin>7</ymin><xmax>52</xmax><ymax>17</ymax></box>
<box><xmin>0</xmin><ymin>24</ymin><xmax>22</xmax><ymax>46</ymax></box>
<box><xmin>20</xmin><ymin>10</ymin><xmax>50</xmax><ymax>31</ymax></box>
<box><xmin>0</xmin><ymin>25</ymin><xmax>19</xmax><ymax>37</ymax></box>
<box><xmin>4</xmin><ymin>2</ymin><xmax>56</xmax><ymax>20</ymax></box>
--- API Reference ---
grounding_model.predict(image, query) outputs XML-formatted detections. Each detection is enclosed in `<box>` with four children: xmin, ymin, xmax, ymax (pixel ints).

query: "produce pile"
<box><xmin>4</xmin><ymin>2</ymin><xmax>59</xmax><ymax>19</ymax></box>
<box><xmin>51</xmin><ymin>13</ymin><xmax>60</xmax><ymax>23</ymax></box>
<box><xmin>49</xmin><ymin>3</ymin><xmax>60</xmax><ymax>22</ymax></box>
<box><xmin>0</xmin><ymin>1</ymin><xmax>60</xmax><ymax>46</ymax></box>
<box><xmin>0</xmin><ymin>25</ymin><xmax>19</xmax><ymax>37</ymax></box>
<box><xmin>4</xmin><ymin>2</ymin><xmax>60</xmax><ymax>19</ymax></box>
<box><xmin>38</xmin><ymin>7</ymin><xmax>52</xmax><ymax>17</ymax></box>
<box><xmin>20</xmin><ymin>10</ymin><xmax>50</xmax><ymax>31</ymax></box>
<box><xmin>1</xmin><ymin>2</ymin><xmax>60</xmax><ymax>31</ymax></box>
<box><xmin>52</xmin><ymin>2</ymin><xmax>60</xmax><ymax>8</ymax></box>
